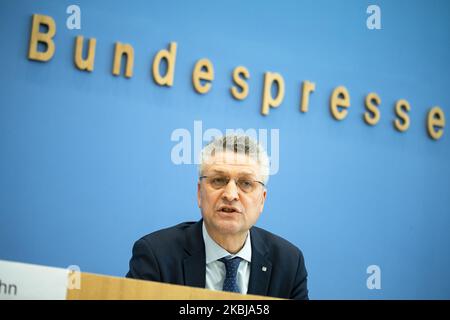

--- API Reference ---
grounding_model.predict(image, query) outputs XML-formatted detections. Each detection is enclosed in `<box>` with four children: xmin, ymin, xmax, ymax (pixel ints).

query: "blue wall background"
<box><xmin>1</xmin><ymin>0</ymin><xmax>449</xmax><ymax>299</ymax></box>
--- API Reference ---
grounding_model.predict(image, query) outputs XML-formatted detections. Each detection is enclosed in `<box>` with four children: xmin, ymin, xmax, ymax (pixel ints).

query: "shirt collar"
<box><xmin>202</xmin><ymin>221</ymin><xmax>252</xmax><ymax>264</ymax></box>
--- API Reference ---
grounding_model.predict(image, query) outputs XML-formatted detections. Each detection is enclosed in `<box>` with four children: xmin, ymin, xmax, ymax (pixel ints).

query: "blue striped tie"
<box><xmin>219</xmin><ymin>257</ymin><xmax>242</xmax><ymax>293</ymax></box>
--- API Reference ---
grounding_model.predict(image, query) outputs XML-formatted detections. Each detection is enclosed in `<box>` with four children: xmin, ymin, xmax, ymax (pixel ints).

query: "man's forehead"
<box><xmin>205</xmin><ymin>164</ymin><xmax>258</xmax><ymax>175</ymax></box>
<box><xmin>203</xmin><ymin>152</ymin><xmax>259</xmax><ymax>175</ymax></box>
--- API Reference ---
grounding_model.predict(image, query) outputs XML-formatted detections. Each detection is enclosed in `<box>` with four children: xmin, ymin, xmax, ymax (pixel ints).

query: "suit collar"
<box><xmin>247</xmin><ymin>227</ymin><xmax>272</xmax><ymax>296</ymax></box>
<box><xmin>182</xmin><ymin>220</ymin><xmax>206</xmax><ymax>288</ymax></box>
<box><xmin>202</xmin><ymin>221</ymin><xmax>252</xmax><ymax>264</ymax></box>
<box><xmin>182</xmin><ymin>220</ymin><xmax>273</xmax><ymax>295</ymax></box>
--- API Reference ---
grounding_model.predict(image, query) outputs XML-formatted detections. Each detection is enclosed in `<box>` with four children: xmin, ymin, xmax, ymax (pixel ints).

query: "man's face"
<box><xmin>197</xmin><ymin>151</ymin><xmax>267</xmax><ymax>236</ymax></box>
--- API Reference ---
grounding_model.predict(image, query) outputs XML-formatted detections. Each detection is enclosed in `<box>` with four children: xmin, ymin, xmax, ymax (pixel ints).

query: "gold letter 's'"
<box><xmin>393</xmin><ymin>99</ymin><xmax>410</xmax><ymax>132</ymax></box>
<box><xmin>230</xmin><ymin>66</ymin><xmax>250</xmax><ymax>100</ymax></box>
<box><xmin>364</xmin><ymin>92</ymin><xmax>381</xmax><ymax>125</ymax></box>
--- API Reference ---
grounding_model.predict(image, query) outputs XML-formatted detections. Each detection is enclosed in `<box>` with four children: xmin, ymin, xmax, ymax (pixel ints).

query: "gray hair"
<box><xmin>198</xmin><ymin>134</ymin><xmax>270</xmax><ymax>185</ymax></box>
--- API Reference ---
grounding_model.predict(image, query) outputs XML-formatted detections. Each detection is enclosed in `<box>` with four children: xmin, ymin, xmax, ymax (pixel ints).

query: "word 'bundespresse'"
<box><xmin>27</xmin><ymin>14</ymin><xmax>446</xmax><ymax>141</ymax></box>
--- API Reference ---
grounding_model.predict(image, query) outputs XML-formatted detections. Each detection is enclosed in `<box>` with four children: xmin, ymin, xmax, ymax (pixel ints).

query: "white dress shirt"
<box><xmin>202</xmin><ymin>222</ymin><xmax>252</xmax><ymax>294</ymax></box>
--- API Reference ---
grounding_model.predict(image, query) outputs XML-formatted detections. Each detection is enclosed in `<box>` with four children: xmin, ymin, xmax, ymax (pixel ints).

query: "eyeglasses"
<box><xmin>199</xmin><ymin>175</ymin><xmax>265</xmax><ymax>193</ymax></box>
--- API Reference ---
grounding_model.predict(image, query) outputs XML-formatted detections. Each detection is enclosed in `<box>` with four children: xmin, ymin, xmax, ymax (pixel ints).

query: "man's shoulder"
<box><xmin>138</xmin><ymin>221</ymin><xmax>199</xmax><ymax>245</ymax></box>
<box><xmin>251</xmin><ymin>226</ymin><xmax>304</xmax><ymax>258</ymax></box>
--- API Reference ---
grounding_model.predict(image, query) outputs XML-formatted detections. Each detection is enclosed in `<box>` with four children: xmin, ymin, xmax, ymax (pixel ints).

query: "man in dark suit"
<box><xmin>127</xmin><ymin>134</ymin><xmax>308</xmax><ymax>299</ymax></box>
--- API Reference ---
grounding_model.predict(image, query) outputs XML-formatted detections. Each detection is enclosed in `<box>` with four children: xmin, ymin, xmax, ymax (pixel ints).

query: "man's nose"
<box><xmin>222</xmin><ymin>179</ymin><xmax>239</xmax><ymax>202</ymax></box>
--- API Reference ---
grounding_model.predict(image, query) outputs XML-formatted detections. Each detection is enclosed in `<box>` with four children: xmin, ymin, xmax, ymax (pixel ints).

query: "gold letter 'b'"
<box><xmin>28</xmin><ymin>14</ymin><xmax>56</xmax><ymax>62</ymax></box>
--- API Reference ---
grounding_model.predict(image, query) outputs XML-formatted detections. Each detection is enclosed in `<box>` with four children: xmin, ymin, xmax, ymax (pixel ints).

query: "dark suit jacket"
<box><xmin>126</xmin><ymin>220</ymin><xmax>308</xmax><ymax>299</ymax></box>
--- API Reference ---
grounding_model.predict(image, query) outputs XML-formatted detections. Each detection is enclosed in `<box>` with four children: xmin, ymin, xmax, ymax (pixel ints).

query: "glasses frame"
<box><xmin>199</xmin><ymin>175</ymin><xmax>265</xmax><ymax>193</ymax></box>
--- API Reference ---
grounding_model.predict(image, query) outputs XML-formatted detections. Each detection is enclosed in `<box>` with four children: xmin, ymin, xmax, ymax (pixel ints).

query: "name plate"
<box><xmin>0</xmin><ymin>260</ymin><xmax>68</xmax><ymax>300</ymax></box>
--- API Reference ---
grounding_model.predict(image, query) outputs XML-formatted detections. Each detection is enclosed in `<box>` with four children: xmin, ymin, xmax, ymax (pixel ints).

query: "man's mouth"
<box><xmin>218</xmin><ymin>206</ymin><xmax>241</xmax><ymax>214</ymax></box>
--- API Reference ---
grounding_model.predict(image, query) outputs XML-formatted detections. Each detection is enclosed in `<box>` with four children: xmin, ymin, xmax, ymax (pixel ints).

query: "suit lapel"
<box><xmin>182</xmin><ymin>220</ymin><xmax>206</xmax><ymax>288</ymax></box>
<box><xmin>181</xmin><ymin>221</ymin><xmax>273</xmax><ymax>294</ymax></box>
<box><xmin>247</xmin><ymin>228</ymin><xmax>272</xmax><ymax>296</ymax></box>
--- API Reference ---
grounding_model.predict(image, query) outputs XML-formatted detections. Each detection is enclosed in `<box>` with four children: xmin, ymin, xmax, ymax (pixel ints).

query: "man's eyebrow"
<box><xmin>209</xmin><ymin>169</ymin><xmax>227</xmax><ymax>175</ymax></box>
<box><xmin>237</xmin><ymin>172</ymin><xmax>257</xmax><ymax>177</ymax></box>
<box><xmin>209</xmin><ymin>169</ymin><xmax>256</xmax><ymax>177</ymax></box>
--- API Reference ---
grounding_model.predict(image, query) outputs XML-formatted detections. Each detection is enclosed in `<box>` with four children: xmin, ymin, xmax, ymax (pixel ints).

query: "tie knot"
<box><xmin>219</xmin><ymin>257</ymin><xmax>242</xmax><ymax>278</ymax></box>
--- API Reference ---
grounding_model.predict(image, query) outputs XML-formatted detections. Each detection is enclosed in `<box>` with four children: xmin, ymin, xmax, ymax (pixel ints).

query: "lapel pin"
<box><xmin>262</xmin><ymin>266</ymin><xmax>267</xmax><ymax>272</ymax></box>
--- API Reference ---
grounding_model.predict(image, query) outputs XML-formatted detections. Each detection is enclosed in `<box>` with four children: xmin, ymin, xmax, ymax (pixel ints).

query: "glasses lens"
<box><xmin>237</xmin><ymin>179</ymin><xmax>255</xmax><ymax>192</ymax></box>
<box><xmin>210</xmin><ymin>176</ymin><xmax>229</xmax><ymax>189</ymax></box>
<box><xmin>205</xmin><ymin>175</ymin><xmax>260</xmax><ymax>193</ymax></box>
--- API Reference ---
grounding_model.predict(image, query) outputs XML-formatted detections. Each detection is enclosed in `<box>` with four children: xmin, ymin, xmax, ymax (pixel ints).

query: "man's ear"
<box><xmin>197</xmin><ymin>182</ymin><xmax>202</xmax><ymax>208</ymax></box>
<box><xmin>259</xmin><ymin>189</ymin><xmax>267</xmax><ymax>212</ymax></box>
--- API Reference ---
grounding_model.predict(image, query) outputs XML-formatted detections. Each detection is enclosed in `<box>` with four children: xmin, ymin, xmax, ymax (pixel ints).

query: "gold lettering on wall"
<box><xmin>364</xmin><ymin>92</ymin><xmax>381</xmax><ymax>125</ymax></box>
<box><xmin>26</xmin><ymin>13</ymin><xmax>447</xmax><ymax>141</ymax></box>
<box><xmin>394</xmin><ymin>99</ymin><xmax>410</xmax><ymax>132</ymax></box>
<box><xmin>261</xmin><ymin>72</ymin><xmax>285</xmax><ymax>116</ymax></box>
<box><xmin>112</xmin><ymin>42</ymin><xmax>134</xmax><ymax>78</ymax></box>
<box><xmin>231</xmin><ymin>66</ymin><xmax>250</xmax><ymax>100</ymax></box>
<box><xmin>300</xmin><ymin>81</ymin><xmax>316</xmax><ymax>113</ymax></box>
<box><xmin>152</xmin><ymin>42</ymin><xmax>177</xmax><ymax>86</ymax></box>
<box><xmin>192</xmin><ymin>59</ymin><xmax>214</xmax><ymax>94</ymax></box>
<box><xmin>427</xmin><ymin>106</ymin><xmax>445</xmax><ymax>140</ymax></box>
<box><xmin>74</xmin><ymin>36</ymin><xmax>96</xmax><ymax>72</ymax></box>
<box><xmin>330</xmin><ymin>86</ymin><xmax>350</xmax><ymax>120</ymax></box>
<box><xmin>28</xmin><ymin>14</ymin><xmax>56</xmax><ymax>62</ymax></box>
